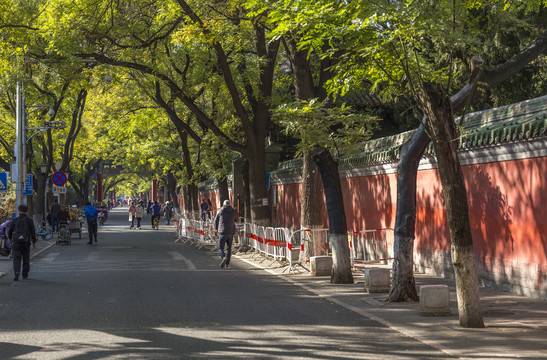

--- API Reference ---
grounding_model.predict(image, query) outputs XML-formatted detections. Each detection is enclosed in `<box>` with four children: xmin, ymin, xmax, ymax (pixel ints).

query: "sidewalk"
<box><xmin>234</xmin><ymin>250</ymin><xmax>547</xmax><ymax>360</ymax></box>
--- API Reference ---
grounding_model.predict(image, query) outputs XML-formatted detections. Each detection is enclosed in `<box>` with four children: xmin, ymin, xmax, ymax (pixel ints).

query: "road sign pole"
<box><xmin>15</xmin><ymin>82</ymin><xmax>25</xmax><ymax>215</ymax></box>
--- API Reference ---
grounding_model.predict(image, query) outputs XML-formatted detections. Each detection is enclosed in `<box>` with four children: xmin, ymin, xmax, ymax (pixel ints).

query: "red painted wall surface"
<box><xmin>272</xmin><ymin>183</ymin><xmax>303</xmax><ymax>229</ymax></box>
<box><xmin>271</xmin><ymin>156</ymin><xmax>547</xmax><ymax>277</ymax></box>
<box><xmin>465</xmin><ymin>158</ymin><xmax>547</xmax><ymax>266</ymax></box>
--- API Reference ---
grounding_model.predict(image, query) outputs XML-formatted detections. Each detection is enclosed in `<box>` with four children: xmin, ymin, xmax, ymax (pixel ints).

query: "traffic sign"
<box><xmin>23</xmin><ymin>174</ymin><xmax>33</xmax><ymax>195</ymax></box>
<box><xmin>52</xmin><ymin>185</ymin><xmax>66</xmax><ymax>194</ymax></box>
<box><xmin>52</xmin><ymin>171</ymin><xmax>67</xmax><ymax>186</ymax></box>
<box><xmin>0</xmin><ymin>172</ymin><xmax>7</xmax><ymax>191</ymax></box>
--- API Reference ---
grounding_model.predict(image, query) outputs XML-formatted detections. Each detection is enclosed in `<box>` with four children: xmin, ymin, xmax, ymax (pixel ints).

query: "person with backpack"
<box><xmin>214</xmin><ymin>200</ymin><xmax>238</xmax><ymax>269</ymax></box>
<box><xmin>84</xmin><ymin>202</ymin><xmax>99</xmax><ymax>244</ymax></box>
<box><xmin>8</xmin><ymin>204</ymin><xmax>37</xmax><ymax>281</ymax></box>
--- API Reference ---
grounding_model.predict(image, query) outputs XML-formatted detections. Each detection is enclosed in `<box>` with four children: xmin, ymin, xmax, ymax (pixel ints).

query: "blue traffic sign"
<box><xmin>0</xmin><ymin>172</ymin><xmax>7</xmax><ymax>191</ymax></box>
<box><xmin>52</xmin><ymin>171</ymin><xmax>67</xmax><ymax>186</ymax></box>
<box><xmin>23</xmin><ymin>174</ymin><xmax>33</xmax><ymax>195</ymax></box>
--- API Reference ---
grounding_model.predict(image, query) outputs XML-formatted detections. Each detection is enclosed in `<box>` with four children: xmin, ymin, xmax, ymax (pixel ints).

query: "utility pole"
<box><xmin>15</xmin><ymin>82</ymin><xmax>25</xmax><ymax>215</ymax></box>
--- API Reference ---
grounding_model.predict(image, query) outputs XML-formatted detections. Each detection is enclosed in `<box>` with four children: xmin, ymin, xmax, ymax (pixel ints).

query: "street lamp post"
<box><xmin>15</xmin><ymin>83</ymin><xmax>25</xmax><ymax>216</ymax></box>
<box><xmin>15</xmin><ymin>82</ymin><xmax>63</xmax><ymax>215</ymax></box>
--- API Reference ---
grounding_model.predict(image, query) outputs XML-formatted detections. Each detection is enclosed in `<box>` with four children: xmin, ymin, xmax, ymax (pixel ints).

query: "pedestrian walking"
<box><xmin>163</xmin><ymin>201</ymin><xmax>173</xmax><ymax>225</ymax></box>
<box><xmin>135</xmin><ymin>201</ymin><xmax>144</xmax><ymax>229</ymax></box>
<box><xmin>128</xmin><ymin>200</ymin><xmax>136</xmax><ymax>229</ymax></box>
<box><xmin>214</xmin><ymin>200</ymin><xmax>238</xmax><ymax>269</ymax></box>
<box><xmin>149</xmin><ymin>201</ymin><xmax>161</xmax><ymax>228</ymax></box>
<box><xmin>84</xmin><ymin>202</ymin><xmax>98</xmax><ymax>244</ymax></box>
<box><xmin>50</xmin><ymin>199</ymin><xmax>60</xmax><ymax>233</ymax></box>
<box><xmin>8</xmin><ymin>205</ymin><xmax>37</xmax><ymax>281</ymax></box>
<box><xmin>200</xmin><ymin>199</ymin><xmax>208</xmax><ymax>222</ymax></box>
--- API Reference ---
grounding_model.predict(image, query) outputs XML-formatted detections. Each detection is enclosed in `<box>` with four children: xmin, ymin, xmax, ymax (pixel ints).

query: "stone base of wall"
<box><xmin>414</xmin><ymin>248</ymin><xmax>546</xmax><ymax>301</ymax></box>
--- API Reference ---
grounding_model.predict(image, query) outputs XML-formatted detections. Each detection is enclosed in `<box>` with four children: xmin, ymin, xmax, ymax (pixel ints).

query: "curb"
<box><xmin>233</xmin><ymin>253</ymin><xmax>458</xmax><ymax>358</ymax></box>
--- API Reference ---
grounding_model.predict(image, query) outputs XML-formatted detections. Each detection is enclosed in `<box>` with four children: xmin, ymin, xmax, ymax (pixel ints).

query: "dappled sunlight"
<box><xmin>0</xmin><ymin>324</ymin><xmax>449</xmax><ymax>359</ymax></box>
<box><xmin>342</xmin><ymin>174</ymin><xmax>395</xmax><ymax>232</ymax></box>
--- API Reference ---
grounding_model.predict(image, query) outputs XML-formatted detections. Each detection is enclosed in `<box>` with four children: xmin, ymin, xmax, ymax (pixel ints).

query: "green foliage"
<box><xmin>273</xmin><ymin>99</ymin><xmax>380</xmax><ymax>157</ymax></box>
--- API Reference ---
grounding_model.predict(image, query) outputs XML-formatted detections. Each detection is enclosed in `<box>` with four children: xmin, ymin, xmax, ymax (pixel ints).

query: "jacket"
<box><xmin>85</xmin><ymin>205</ymin><xmax>98</xmax><ymax>223</ymax></box>
<box><xmin>150</xmin><ymin>203</ymin><xmax>161</xmax><ymax>216</ymax></box>
<box><xmin>214</xmin><ymin>205</ymin><xmax>238</xmax><ymax>235</ymax></box>
<box><xmin>8</xmin><ymin>214</ymin><xmax>37</xmax><ymax>244</ymax></box>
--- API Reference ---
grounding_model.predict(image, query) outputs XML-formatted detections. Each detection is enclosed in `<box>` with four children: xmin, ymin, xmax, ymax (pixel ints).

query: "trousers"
<box><xmin>12</xmin><ymin>241</ymin><xmax>30</xmax><ymax>276</ymax></box>
<box><xmin>218</xmin><ymin>234</ymin><xmax>234</xmax><ymax>266</ymax></box>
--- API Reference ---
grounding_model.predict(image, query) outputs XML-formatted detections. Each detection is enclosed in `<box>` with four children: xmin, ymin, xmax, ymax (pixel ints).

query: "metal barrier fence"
<box><xmin>348</xmin><ymin>228</ymin><xmax>394</xmax><ymax>269</ymax></box>
<box><xmin>174</xmin><ymin>213</ymin><xmax>393</xmax><ymax>272</ymax></box>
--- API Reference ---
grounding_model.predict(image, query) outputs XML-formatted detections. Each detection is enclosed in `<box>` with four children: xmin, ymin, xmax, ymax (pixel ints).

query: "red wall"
<box><xmin>271</xmin><ymin>156</ymin><xmax>547</xmax><ymax>293</ymax></box>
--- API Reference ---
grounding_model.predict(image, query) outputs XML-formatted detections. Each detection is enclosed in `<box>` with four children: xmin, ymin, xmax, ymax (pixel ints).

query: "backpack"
<box><xmin>12</xmin><ymin>217</ymin><xmax>31</xmax><ymax>243</ymax></box>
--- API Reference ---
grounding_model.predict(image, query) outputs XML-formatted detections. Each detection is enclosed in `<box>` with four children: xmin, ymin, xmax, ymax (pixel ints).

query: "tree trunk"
<box><xmin>166</xmin><ymin>172</ymin><xmax>179</xmax><ymax>210</ymax></box>
<box><xmin>420</xmin><ymin>82</ymin><xmax>484</xmax><ymax>328</ymax></box>
<box><xmin>389</xmin><ymin>32</ymin><xmax>547</xmax><ymax>302</ymax></box>
<box><xmin>311</xmin><ymin>147</ymin><xmax>353</xmax><ymax>284</ymax></box>
<box><xmin>300</xmin><ymin>151</ymin><xmax>326</xmax><ymax>262</ymax></box>
<box><xmin>388</xmin><ymin>126</ymin><xmax>427</xmax><ymax>302</ymax></box>
<box><xmin>34</xmin><ymin>173</ymin><xmax>47</xmax><ymax>223</ymax></box>
<box><xmin>218</xmin><ymin>177</ymin><xmax>229</xmax><ymax>210</ymax></box>
<box><xmin>289</xmin><ymin>43</ymin><xmax>329</xmax><ymax>261</ymax></box>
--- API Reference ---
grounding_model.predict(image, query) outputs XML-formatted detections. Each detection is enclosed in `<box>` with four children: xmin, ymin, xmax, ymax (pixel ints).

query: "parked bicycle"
<box><xmin>36</xmin><ymin>220</ymin><xmax>54</xmax><ymax>241</ymax></box>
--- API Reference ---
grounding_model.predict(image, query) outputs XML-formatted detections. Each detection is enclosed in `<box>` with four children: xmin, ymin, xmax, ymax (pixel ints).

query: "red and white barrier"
<box><xmin>176</xmin><ymin>212</ymin><xmax>394</xmax><ymax>272</ymax></box>
<box><xmin>348</xmin><ymin>228</ymin><xmax>394</xmax><ymax>269</ymax></box>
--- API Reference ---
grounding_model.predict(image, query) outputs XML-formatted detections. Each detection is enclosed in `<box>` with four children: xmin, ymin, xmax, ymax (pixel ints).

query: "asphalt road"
<box><xmin>0</xmin><ymin>208</ymin><xmax>453</xmax><ymax>359</ymax></box>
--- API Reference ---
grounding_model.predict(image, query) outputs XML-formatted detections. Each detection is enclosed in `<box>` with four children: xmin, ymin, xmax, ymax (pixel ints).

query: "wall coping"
<box><xmin>271</xmin><ymin>95</ymin><xmax>547</xmax><ymax>184</ymax></box>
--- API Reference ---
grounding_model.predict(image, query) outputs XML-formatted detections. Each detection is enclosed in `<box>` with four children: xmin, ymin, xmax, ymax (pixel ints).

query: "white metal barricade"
<box><xmin>282</xmin><ymin>228</ymin><xmax>329</xmax><ymax>273</ymax></box>
<box><xmin>348</xmin><ymin>228</ymin><xmax>394</xmax><ymax>269</ymax></box>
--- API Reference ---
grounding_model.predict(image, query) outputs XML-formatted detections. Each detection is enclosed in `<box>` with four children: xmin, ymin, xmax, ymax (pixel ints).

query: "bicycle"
<box><xmin>36</xmin><ymin>220</ymin><xmax>54</xmax><ymax>241</ymax></box>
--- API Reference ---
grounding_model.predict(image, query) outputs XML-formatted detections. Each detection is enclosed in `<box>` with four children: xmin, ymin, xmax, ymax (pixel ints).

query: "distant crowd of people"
<box><xmin>127</xmin><ymin>199</ymin><xmax>175</xmax><ymax>230</ymax></box>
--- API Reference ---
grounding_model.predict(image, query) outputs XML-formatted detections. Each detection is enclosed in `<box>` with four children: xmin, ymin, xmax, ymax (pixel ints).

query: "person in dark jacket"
<box><xmin>150</xmin><ymin>201</ymin><xmax>161</xmax><ymax>228</ymax></box>
<box><xmin>49</xmin><ymin>199</ymin><xmax>60</xmax><ymax>233</ymax></box>
<box><xmin>214</xmin><ymin>200</ymin><xmax>238</xmax><ymax>269</ymax></box>
<box><xmin>84</xmin><ymin>202</ymin><xmax>98</xmax><ymax>244</ymax></box>
<box><xmin>8</xmin><ymin>205</ymin><xmax>37</xmax><ymax>281</ymax></box>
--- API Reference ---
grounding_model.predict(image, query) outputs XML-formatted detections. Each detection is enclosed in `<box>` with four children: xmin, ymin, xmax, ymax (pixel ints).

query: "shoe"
<box><xmin>225</xmin><ymin>265</ymin><xmax>231</xmax><ymax>270</ymax></box>
<box><xmin>138</xmin><ymin>227</ymin><xmax>141</xmax><ymax>230</ymax></box>
<box><xmin>94</xmin><ymin>238</ymin><xmax>97</xmax><ymax>243</ymax></box>
<box><xmin>220</xmin><ymin>257</ymin><xmax>227</xmax><ymax>268</ymax></box>
<box><xmin>87</xmin><ymin>241</ymin><xmax>92</xmax><ymax>244</ymax></box>
<box><xmin>23</xmin><ymin>275</ymin><xmax>28</xmax><ymax>279</ymax></box>
<box><xmin>13</xmin><ymin>272</ymin><xmax>20</xmax><ymax>281</ymax></box>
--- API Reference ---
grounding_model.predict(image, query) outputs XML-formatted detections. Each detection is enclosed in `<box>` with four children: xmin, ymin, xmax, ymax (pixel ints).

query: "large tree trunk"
<box><xmin>289</xmin><ymin>44</ymin><xmax>329</xmax><ymax>261</ymax></box>
<box><xmin>389</xmin><ymin>32</ymin><xmax>547</xmax><ymax>302</ymax></box>
<box><xmin>300</xmin><ymin>151</ymin><xmax>326</xmax><ymax>262</ymax></box>
<box><xmin>388</xmin><ymin>125</ymin><xmax>428</xmax><ymax>302</ymax></box>
<box><xmin>247</xmin><ymin>153</ymin><xmax>270</xmax><ymax>226</ymax></box>
<box><xmin>419</xmin><ymin>82</ymin><xmax>484</xmax><ymax>328</ymax></box>
<box><xmin>311</xmin><ymin>147</ymin><xmax>353</xmax><ymax>284</ymax></box>
<box><xmin>218</xmin><ymin>177</ymin><xmax>229</xmax><ymax>210</ymax></box>
<box><xmin>166</xmin><ymin>172</ymin><xmax>179</xmax><ymax>211</ymax></box>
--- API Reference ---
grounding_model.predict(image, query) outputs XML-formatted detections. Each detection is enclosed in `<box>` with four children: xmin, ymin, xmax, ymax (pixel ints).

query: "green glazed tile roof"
<box><xmin>272</xmin><ymin>95</ymin><xmax>547</xmax><ymax>177</ymax></box>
